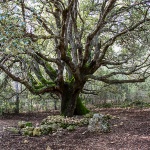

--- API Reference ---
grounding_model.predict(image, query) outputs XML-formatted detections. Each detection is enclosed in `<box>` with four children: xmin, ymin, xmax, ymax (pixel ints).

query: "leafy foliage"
<box><xmin>0</xmin><ymin>0</ymin><xmax>150</xmax><ymax>116</ymax></box>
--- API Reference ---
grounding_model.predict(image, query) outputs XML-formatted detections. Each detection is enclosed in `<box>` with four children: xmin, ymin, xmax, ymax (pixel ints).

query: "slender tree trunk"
<box><xmin>53</xmin><ymin>99</ymin><xmax>57</xmax><ymax>110</ymax></box>
<box><xmin>60</xmin><ymin>83</ymin><xmax>89</xmax><ymax>117</ymax></box>
<box><xmin>14</xmin><ymin>81</ymin><xmax>19</xmax><ymax>114</ymax></box>
<box><xmin>15</xmin><ymin>94</ymin><xmax>19</xmax><ymax>114</ymax></box>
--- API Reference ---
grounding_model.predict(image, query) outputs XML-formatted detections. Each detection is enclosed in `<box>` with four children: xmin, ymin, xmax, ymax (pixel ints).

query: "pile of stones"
<box><xmin>6</xmin><ymin>113</ymin><xmax>111</xmax><ymax>136</ymax></box>
<box><xmin>7</xmin><ymin>115</ymin><xmax>90</xmax><ymax>136</ymax></box>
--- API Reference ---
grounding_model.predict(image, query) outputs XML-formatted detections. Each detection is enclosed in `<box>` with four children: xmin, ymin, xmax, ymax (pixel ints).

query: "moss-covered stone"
<box><xmin>33</xmin><ymin>127</ymin><xmax>41</xmax><ymax>136</ymax></box>
<box><xmin>7</xmin><ymin>127</ymin><xmax>19</xmax><ymax>134</ymax></box>
<box><xmin>40</xmin><ymin>125</ymin><xmax>53</xmax><ymax>135</ymax></box>
<box><xmin>84</xmin><ymin>112</ymin><xmax>94</xmax><ymax>118</ymax></box>
<box><xmin>18</xmin><ymin>121</ymin><xmax>26</xmax><ymax>128</ymax></box>
<box><xmin>25</xmin><ymin>122</ymin><xmax>33</xmax><ymax>127</ymax></box>
<box><xmin>25</xmin><ymin>131</ymin><xmax>33</xmax><ymax>136</ymax></box>
<box><xmin>25</xmin><ymin>126</ymin><xmax>34</xmax><ymax>131</ymax></box>
<box><xmin>18</xmin><ymin>121</ymin><xmax>33</xmax><ymax>128</ymax></box>
<box><xmin>51</xmin><ymin>123</ymin><xmax>60</xmax><ymax>131</ymax></box>
<box><xmin>21</xmin><ymin>128</ymin><xmax>33</xmax><ymax>136</ymax></box>
<box><xmin>67</xmin><ymin>125</ymin><xmax>76</xmax><ymax>131</ymax></box>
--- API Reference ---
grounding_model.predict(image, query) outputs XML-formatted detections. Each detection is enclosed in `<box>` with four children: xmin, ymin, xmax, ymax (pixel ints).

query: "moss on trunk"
<box><xmin>74</xmin><ymin>97</ymin><xmax>90</xmax><ymax>115</ymax></box>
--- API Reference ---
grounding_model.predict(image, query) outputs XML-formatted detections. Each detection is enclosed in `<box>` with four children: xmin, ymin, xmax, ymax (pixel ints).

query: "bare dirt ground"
<box><xmin>0</xmin><ymin>108</ymin><xmax>150</xmax><ymax>150</ymax></box>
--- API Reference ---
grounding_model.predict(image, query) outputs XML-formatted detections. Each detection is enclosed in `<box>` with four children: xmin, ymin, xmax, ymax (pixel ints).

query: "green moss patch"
<box><xmin>74</xmin><ymin>97</ymin><xmax>90</xmax><ymax>115</ymax></box>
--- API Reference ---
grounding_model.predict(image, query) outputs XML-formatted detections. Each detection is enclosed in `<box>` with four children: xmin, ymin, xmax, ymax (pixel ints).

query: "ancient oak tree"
<box><xmin>0</xmin><ymin>0</ymin><xmax>150</xmax><ymax>116</ymax></box>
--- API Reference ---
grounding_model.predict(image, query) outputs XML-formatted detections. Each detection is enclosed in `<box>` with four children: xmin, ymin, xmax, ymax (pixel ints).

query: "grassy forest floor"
<box><xmin>0</xmin><ymin>108</ymin><xmax>150</xmax><ymax>150</ymax></box>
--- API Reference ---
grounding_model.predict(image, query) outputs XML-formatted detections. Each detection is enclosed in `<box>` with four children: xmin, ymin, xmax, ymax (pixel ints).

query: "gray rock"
<box><xmin>88</xmin><ymin>113</ymin><xmax>110</xmax><ymax>132</ymax></box>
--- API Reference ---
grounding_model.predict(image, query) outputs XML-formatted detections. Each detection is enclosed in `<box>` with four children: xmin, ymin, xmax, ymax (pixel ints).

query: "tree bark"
<box><xmin>14</xmin><ymin>81</ymin><xmax>19</xmax><ymax>114</ymax></box>
<box><xmin>74</xmin><ymin>97</ymin><xmax>90</xmax><ymax>115</ymax></box>
<box><xmin>14</xmin><ymin>93</ymin><xmax>19</xmax><ymax>114</ymax></box>
<box><xmin>60</xmin><ymin>83</ymin><xmax>89</xmax><ymax>117</ymax></box>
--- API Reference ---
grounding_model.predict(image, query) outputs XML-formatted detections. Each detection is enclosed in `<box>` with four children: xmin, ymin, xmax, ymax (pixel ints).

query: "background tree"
<box><xmin>0</xmin><ymin>73</ymin><xmax>22</xmax><ymax>114</ymax></box>
<box><xmin>0</xmin><ymin>0</ymin><xmax>150</xmax><ymax>116</ymax></box>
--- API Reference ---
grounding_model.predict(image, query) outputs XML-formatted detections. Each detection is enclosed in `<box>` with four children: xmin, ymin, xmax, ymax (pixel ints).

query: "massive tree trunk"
<box><xmin>60</xmin><ymin>83</ymin><xmax>89</xmax><ymax>117</ymax></box>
